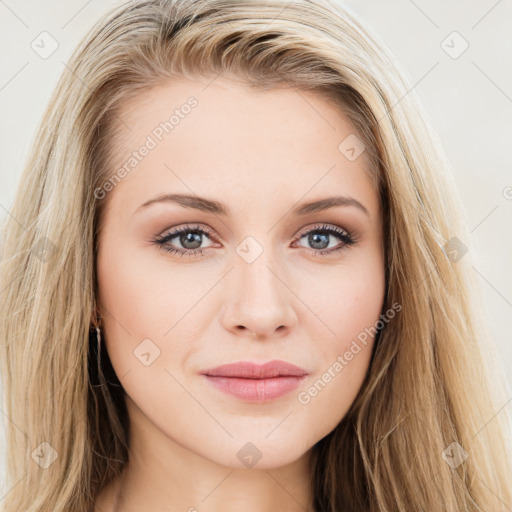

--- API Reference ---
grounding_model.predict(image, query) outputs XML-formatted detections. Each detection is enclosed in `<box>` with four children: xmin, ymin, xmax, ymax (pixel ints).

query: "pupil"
<box><xmin>309</xmin><ymin>232</ymin><xmax>329</xmax><ymax>249</ymax></box>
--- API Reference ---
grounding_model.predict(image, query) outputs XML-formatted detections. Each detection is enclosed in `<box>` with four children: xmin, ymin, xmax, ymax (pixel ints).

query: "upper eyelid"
<box><xmin>160</xmin><ymin>222</ymin><xmax>352</xmax><ymax>243</ymax></box>
<box><xmin>295</xmin><ymin>223</ymin><xmax>350</xmax><ymax>237</ymax></box>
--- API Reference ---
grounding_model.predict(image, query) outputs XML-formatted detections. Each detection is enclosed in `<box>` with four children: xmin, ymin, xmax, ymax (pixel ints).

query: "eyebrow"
<box><xmin>133</xmin><ymin>193</ymin><xmax>370</xmax><ymax>218</ymax></box>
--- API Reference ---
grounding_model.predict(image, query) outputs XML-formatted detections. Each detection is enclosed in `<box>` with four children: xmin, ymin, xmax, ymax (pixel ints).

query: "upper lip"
<box><xmin>200</xmin><ymin>360</ymin><xmax>309</xmax><ymax>379</ymax></box>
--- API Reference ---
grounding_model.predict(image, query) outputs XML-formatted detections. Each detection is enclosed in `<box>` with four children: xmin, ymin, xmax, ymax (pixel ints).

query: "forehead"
<box><xmin>101</xmin><ymin>76</ymin><xmax>379</xmax><ymax>219</ymax></box>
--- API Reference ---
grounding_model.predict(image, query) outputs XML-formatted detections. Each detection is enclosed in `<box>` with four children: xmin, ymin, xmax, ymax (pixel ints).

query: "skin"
<box><xmin>93</xmin><ymin>75</ymin><xmax>385</xmax><ymax>512</ymax></box>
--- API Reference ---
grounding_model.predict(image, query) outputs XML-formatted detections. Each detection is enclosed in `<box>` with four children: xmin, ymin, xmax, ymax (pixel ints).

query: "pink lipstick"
<box><xmin>200</xmin><ymin>360</ymin><xmax>308</xmax><ymax>402</ymax></box>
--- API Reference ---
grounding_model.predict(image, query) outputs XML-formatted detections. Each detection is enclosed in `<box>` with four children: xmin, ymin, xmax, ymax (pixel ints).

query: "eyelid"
<box><xmin>294</xmin><ymin>222</ymin><xmax>351</xmax><ymax>239</ymax></box>
<box><xmin>158</xmin><ymin>222</ymin><xmax>354</xmax><ymax>241</ymax></box>
<box><xmin>158</xmin><ymin>223</ymin><xmax>215</xmax><ymax>239</ymax></box>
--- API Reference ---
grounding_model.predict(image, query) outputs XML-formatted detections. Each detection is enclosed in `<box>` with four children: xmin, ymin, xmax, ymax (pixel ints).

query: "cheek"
<box><xmin>97</xmin><ymin>217</ymin><xmax>196</xmax><ymax>333</ymax></box>
<box><xmin>96</xmin><ymin>229</ymin><xmax>168</xmax><ymax>373</ymax></box>
<box><xmin>297</xmin><ymin>251</ymin><xmax>385</xmax><ymax>354</ymax></box>
<box><xmin>292</xmin><ymin>252</ymin><xmax>385</xmax><ymax>433</ymax></box>
<box><xmin>95</xmin><ymin>229</ymin><xmax>214</xmax><ymax>382</ymax></box>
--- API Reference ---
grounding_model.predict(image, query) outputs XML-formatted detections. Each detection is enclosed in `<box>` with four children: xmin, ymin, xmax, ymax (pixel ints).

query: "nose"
<box><xmin>220</xmin><ymin>249</ymin><xmax>298</xmax><ymax>340</ymax></box>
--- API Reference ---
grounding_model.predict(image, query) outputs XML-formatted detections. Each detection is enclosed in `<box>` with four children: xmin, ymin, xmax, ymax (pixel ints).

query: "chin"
<box><xmin>204</xmin><ymin>436</ymin><xmax>312</xmax><ymax>470</ymax></box>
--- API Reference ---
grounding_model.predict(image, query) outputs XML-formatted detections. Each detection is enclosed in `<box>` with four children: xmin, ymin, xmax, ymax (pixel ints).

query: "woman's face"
<box><xmin>96</xmin><ymin>76</ymin><xmax>385</xmax><ymax>469</ymax></box>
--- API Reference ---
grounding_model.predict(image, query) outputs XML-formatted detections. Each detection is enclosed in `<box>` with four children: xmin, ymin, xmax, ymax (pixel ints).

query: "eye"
<box><xmin>153</xmin><ymin>224</ymin><xmax>216</xmax><ymax>257</ymax></box>
<box><xmin>292</xmin><ymin>223</ymin><xmax>356</xmax><ymax>256</ymax></box>
<box><xmin>152</xmin><ymin>223</ymin><xmax>357</xmax><ymax>258</ymax></box>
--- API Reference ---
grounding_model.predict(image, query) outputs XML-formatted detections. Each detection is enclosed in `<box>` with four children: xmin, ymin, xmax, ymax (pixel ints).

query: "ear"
<box><xmin>90</xmin><ymin>304</ymin><xmax>101</xmax><ymax>328</ymax></box>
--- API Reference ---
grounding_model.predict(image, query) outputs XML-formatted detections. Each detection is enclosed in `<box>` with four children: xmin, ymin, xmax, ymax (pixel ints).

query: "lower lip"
<box><xmin>202</xmin><ymin>375</ymin><xmax>306</xmax><ymax>402</ymax></box>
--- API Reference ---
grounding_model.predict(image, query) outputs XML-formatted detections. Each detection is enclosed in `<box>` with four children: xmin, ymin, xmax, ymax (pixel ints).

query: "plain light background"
<box><xmin>0</xmin><ymin>0</ymin><xmax>511</xmax><ymax>494</ymax></box>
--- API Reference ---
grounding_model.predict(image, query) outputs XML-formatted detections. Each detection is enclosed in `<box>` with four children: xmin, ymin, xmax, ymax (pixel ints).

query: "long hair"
<box><xmin>1</xmin><ymin>1</ymin><xmax>511</xmax><ymax>510</ymax></box>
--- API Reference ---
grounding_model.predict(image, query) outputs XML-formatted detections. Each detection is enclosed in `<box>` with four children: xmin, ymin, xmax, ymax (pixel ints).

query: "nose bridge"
<box><xmin>222</xmin><ymin>234</ymin><xmax>297</xmax><ymax>337</ymax></box>
<box><xmin>236</xmin><ymin>234</ymin><xmax>286</xmax><ymax>307</ymax></box>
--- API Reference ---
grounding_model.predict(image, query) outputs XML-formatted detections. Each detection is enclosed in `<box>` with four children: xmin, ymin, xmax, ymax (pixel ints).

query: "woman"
<box><xmin>0</xmin><ymin>0</ymin><xmax>510</xmax><ymax>511</ymax></box>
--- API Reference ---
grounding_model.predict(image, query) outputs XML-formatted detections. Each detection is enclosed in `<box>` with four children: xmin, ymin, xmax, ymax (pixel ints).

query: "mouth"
<box><xmin>200</xmin><ymin>360</ymin><xmax>308</xmax><ymax>402</ymax></box>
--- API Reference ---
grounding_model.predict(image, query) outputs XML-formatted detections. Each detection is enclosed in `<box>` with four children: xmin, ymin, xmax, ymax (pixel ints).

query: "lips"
<box><xmin>200</xmin><ymin>360</ymin><xmax>308</xmax><ymax>402</ymax></box>
<box><xmin>201</xmin><ymin>360</ymin><xmax>308</xmax><ymax>378</ymax></box>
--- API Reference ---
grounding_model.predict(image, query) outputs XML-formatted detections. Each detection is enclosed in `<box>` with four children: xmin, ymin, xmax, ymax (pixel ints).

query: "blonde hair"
<box><xmin>1</xmin><ymin>0</ymin><xmax>511</xmax><ymax>510</ymax></box>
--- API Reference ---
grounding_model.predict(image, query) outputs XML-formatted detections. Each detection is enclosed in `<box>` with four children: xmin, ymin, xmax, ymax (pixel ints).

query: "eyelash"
<box><xmin>153</xmin><ymin>223</ymin><xmax>357</xmax><ymax>258</ymax></box>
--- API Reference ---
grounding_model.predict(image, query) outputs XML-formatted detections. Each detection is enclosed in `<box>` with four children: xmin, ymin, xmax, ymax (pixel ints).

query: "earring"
<box><xmin>96</xmin><ymin>326</ymin><xmax>103</xmax><ymax>375</ymax></box>
<box><xmin>96</xmin><ymin>325</ymin><xmax>102</xmax><ymax>352</ymax></box>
